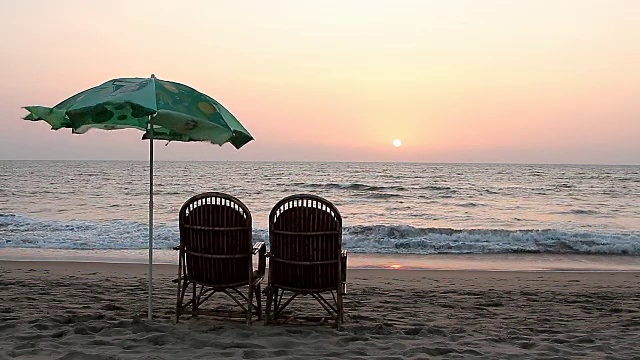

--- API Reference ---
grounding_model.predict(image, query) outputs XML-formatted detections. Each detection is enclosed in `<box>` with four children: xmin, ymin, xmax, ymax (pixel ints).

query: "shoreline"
<box><xmin>1</xmin><ymin>248</ymin><xmax>639</xmax><ymax>272</ymax></box>
<box><xmin>1</xmin><ymin>259</ymin><xmax>640</xmax><ymax>277</ymax></box>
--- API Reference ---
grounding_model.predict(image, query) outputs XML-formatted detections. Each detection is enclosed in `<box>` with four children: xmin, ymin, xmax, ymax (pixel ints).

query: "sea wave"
<box><xmin>342</xmin><ymin>225</ymin><xmax>640</xmax><ymax>255</ymax></box>
<box><xmin>1</xmin><ymin>213</ymin><xmax>639</xmax><ymax>255</ymax></box>
<box><xmin>420</xmin><ymin>185</ymin><xmax>453</xmax><ymax>191</ymax></box>
<box><xmin>296</xmin><ymin>183</ymin><xmax>405</xmax><ymax>192</ymax></box>
<box><xmin>567</xmin><ymin>209</ymin><xmax>599</xmax><ymax>215</ymax></box>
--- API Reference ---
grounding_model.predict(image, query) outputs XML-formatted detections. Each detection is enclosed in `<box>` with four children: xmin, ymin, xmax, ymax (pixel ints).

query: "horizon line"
<box><xmin>0</xmin><ymin>159</ymin><xmax>637</xmax><ymax>166</ymax></box>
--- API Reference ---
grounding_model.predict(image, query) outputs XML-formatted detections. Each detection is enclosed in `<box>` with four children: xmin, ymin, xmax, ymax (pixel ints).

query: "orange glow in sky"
<box><xmin>0</xmin><ymin>0</ymin><xmax>638</xmax><ymax>164</ymax></box>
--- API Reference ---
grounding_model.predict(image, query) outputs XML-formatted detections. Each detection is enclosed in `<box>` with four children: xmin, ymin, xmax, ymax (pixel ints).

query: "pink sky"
<box><xmin>1</xmin><ymin>0</ymin><xmax>638</xmax><ymax>164</ymax></box>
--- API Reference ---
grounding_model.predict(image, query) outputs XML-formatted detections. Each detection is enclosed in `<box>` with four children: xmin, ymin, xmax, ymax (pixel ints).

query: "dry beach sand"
<box><xmin>1</xmin><ymin>260</ymin><xmax>639</xmax><ymax>359</ymax></box>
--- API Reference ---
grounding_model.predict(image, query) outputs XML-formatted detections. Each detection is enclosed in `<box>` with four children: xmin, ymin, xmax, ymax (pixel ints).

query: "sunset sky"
<box><xmin>0</xmin><ymin>0</ymin><xmax>638</xmax><ymax>164</ymax></box>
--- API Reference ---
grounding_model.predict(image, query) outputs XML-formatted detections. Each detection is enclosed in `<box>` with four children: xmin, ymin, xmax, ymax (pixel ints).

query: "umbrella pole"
<box><xmin>148</xmin><ymin>115</ymin><xmax>154</xmax><ymax>321</ymax></box>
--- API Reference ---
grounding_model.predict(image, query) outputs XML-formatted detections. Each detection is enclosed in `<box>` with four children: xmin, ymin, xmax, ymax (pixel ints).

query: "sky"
<box><xmin>0</xmin><ymin>0</ymin><xmax>638</xmax><ymax>164</ymax></box>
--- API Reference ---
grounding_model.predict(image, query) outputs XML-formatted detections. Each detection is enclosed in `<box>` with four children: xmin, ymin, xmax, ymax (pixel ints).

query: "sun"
<box><xmin>392</xmin><ymin>139</ymin><xmax>402</xmax><ymax>147</ymax></box>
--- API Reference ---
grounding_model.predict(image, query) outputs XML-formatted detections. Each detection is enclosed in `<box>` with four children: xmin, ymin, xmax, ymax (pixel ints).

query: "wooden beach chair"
<box><xmin>175</xmin><ymin>192</ymin><xmax>266</xmax><ymax>324</ymax></box>
<box><xmin>266</xmin><ymin>194</ymin><xmax>347</xmax><ymax>327</ymax></box>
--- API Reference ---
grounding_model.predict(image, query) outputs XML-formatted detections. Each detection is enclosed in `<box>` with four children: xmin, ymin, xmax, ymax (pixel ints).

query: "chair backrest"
<box><xmin>179</xmin><ymin>192</ymin><xmax>253</xmax><ymax>287</ymax></box>
<box><xmin>269</xmin><ymin>194</ymin><xmax>342</xmax><ymax>292</ymax></box>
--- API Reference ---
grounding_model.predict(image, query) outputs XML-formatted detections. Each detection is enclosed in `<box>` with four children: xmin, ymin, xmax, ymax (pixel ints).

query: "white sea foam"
<box><xmin>342</xmin><ymin>225</ymin><xmax>640</xmax><ymax>255</ymax></box>
<box><xmin>2</xmin><ymin>213</ymin><xmax>639</xmax><ymax>255</ymax></box>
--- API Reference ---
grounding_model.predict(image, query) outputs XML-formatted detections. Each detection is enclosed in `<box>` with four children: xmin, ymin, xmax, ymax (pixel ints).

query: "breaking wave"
<box><xmin>2</xmin><ymin>213</ymin><xmax>639</xmax><ymax>255</ymax></box>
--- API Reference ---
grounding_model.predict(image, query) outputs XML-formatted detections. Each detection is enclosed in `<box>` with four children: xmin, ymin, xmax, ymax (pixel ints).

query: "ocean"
<box><xmin>1</xmin><ymin>160</ymin><xmax>639</xmax><ymax>270</ymax></box>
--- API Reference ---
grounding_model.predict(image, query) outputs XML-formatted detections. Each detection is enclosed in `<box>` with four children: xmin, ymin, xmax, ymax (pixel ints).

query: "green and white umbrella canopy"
<box><xmin>23</xmin><ymin>75</ymin><xmax>254</xmax><ymax>320</ymax></box>
<box><xmin>24</xmin><ymin>75</ymin><xmax>253</xmax><ymax>148</ymax></box>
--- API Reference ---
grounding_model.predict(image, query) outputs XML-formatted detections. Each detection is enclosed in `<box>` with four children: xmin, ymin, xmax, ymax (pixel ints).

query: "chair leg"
<box><xmin>176</xmin><ymin>279</ymin><xmax>184</xmax><ymax>323</ymax></box>
<box><xmin>255</xmin><ymin>284</ymin><xmax>262</xmax><ymax>321</ymax></box>
<box><xmin>265</xmin><ymin>286</ymin><xmax>273</xmax><ymax>323</ymax></box>
<box><xmin>337</xmin><ymin>289</ymin><xmax>344</xmax><ymax>328</ymax></box>
<box><xmin>192</xmin><ymin>283</ymin><xmax>197</xmax><ymax>314</ymax></box>
<box><xmin>247</xmin><ymin>285</ymin><xmax>254</xmax><ymax>325</ymax></box>
<box><xmin>175</xmin><ymin>292</ymin><xmax>181</xmax><ymax>323</ymax></box>
<box><xmin>176</xmin><ymin>278</ymin><xmax>190</xmax><ymax>323</ymax></box>
<box><xmin>274</xmin><ymin>287</ymin><xmax>279</xmax><ymax>318</ymax></box>
<box><xmin>176</xmin><ymin>280</ymin><xmax>181</xmax><ymax>323</ymax></box>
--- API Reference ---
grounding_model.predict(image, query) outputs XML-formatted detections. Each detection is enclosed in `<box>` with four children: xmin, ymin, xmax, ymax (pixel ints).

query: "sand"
<box><xmin>1</xmin><ymin>260</ymin><xmax>639</xmax><ymax>359</ymax></box>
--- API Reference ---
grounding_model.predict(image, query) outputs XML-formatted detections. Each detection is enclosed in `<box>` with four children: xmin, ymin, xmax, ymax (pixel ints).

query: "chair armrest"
<box><xmin>253</xmin><ymin>242</ymin><xmax>267</xmax><ymax>278</ymax></box>
<box><xmin>340</xmin><ymin>250</ymin><xmax>348</xmax><ymax>282</ymax></box>
<box><xmin>252</xmin><ymin>241</ymin><xmax>265</xmax><ymax>254</ymax></box>
<box><xmin>341</xmin><ymin>250</ymin><xmax>348</xmax><ymax>294</ymax></box>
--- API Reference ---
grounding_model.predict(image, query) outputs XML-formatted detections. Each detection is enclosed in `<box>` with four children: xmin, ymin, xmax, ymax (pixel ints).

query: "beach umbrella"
<box><xmin>22</xmin><ymin>75</ymin><xmax>253</xmax><ymax>321</ymax></box>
